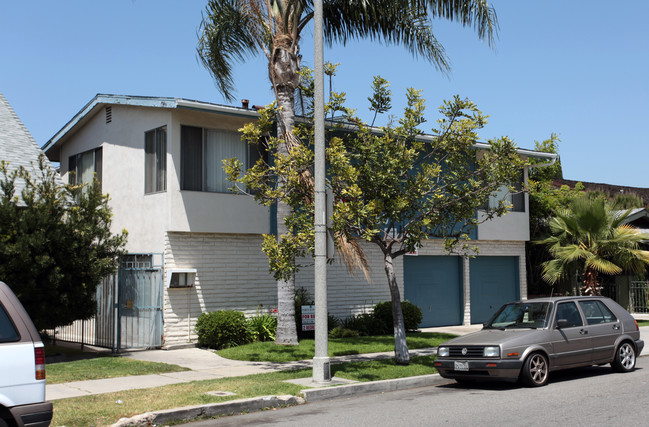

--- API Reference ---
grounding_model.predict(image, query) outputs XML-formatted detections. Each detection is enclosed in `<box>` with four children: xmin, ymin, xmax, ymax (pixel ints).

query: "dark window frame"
<box><xmin>145</xmin><ymin>126</ymin><xmax>167</xmax><ymax>194</ymax></box>
<box><xmin>68</xmin><ymin>147</ymin><xmax>103</xmax><ymax>190</ymax></box>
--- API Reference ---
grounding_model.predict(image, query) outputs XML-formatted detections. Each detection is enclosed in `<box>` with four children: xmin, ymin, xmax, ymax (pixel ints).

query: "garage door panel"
<box><xmin>469</xmin><ymin>256</ymin><xmax>519</xmax><ymax>324</ymax></box>
<box><xmin>404</xmin><ymin>256</ymin><xmax>462</xmax><ymax>327</ymax></box>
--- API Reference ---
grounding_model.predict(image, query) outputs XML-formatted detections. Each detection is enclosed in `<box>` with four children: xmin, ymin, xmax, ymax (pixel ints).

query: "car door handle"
<box><xmin>612</xmin><ymin>325</ymin><xmax>620</xmax><ymax>330</ymax></box>
<box><xmin>579</xmin><ymin>329</ymin><xmax>588</xmax><ymax>335</ymax></box>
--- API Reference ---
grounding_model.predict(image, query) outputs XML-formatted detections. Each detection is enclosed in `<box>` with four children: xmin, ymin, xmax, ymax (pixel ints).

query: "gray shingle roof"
<box><xmin>0</xmin><ymin>91</ymin><xmax>62</xmax><ymax>200</ymax></box>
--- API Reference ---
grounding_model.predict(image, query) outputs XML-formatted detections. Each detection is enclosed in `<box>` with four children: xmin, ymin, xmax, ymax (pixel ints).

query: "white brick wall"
<box><xmin>162</xmin><ymin>232</ymin><xmax>526</xmax><ymax>346</ymax></box>
<box><xmin>162</xmin><ymin>232</ymin><xmax>398</xmax><ymax>346</ymax></box>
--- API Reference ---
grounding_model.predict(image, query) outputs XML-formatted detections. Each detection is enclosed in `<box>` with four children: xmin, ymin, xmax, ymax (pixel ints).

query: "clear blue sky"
<box><xmin>1</xmin><ymin>1</ymin><xmax>647</xmax><ymax>187</ymax></box>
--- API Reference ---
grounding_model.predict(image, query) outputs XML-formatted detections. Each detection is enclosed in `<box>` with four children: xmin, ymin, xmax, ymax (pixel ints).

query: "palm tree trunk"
<box><xmin>383</xmin><ymin>252</ymin><xmax>410</xmax><ymax>365</ymax></box>
<box><xmin>272</xmin><ymin>48</ymin><xmax>300</xmax><ymax>346</ymax></box>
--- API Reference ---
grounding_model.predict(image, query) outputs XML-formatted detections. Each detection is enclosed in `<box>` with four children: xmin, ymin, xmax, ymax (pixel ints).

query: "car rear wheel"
<box><xmin>521</xmin><ymin>353</ymin><xmax>549</xmax><ymax>387</ymax></box>
<box><xmin>611</xmin><ymin>342</ymin><xmax>636</xmax><ymax>373</ymax></box>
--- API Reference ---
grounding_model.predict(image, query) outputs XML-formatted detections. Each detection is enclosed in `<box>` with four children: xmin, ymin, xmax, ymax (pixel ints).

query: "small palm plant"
<box><xmin>537</xmin><ymin>196</ymin><xmax>649</xmax><ymax>295</ymax></box>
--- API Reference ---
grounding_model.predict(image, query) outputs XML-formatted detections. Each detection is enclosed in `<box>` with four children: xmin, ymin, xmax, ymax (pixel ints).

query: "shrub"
<box><xmin>328</xmin><ymin>327</ymin><xmax>360</xmax><ymax>339</ymax></box>
<box><xmin>340</xmin><ymin>313</ymin><xmax>385</xmax><ymax>336</ymax></box>
<box><xmin>247</xmin><ymin>312</ymin><xmax>277</xmax><ymax>342</ymax></box>
<box><xmin>195</xmin><ymin>310</ymin><xmax>253</xmax><ymax>349</ymax></box>
<box><xmin>372</xmin><ymin>300</ymin><xmax>423</xmax><ymax>332</ymax></box>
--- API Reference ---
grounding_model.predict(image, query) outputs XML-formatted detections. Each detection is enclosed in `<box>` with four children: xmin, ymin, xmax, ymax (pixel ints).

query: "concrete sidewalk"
<box><xmin>46</xmin><ymin>324</ymin><xmax>477</xmax><ymax>401</ymax></box>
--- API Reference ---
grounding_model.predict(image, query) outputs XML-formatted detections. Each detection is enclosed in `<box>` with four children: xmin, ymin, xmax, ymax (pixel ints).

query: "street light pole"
<box><xmin>312</xmin><ymin>0</ymin><xmax>330</xmax><ymax>383</ymax></box>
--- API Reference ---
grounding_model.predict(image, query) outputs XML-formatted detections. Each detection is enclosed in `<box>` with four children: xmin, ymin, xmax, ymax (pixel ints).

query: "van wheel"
<box><xmin>520</xmin><ymin>353</ymin><xmax>549</xmax><ymax>387</ymax></box>
<box><xmin>611</xmin><ymin>342</ymin><xmax>636</xmax><ymax>372</ymax></box>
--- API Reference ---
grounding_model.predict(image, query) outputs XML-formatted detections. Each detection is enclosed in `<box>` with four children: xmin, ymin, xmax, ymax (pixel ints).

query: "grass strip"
<box><xmin>51</xmin><ymin>355</ymin><xmax>437</xmax><ymax>426</ymax></box>
<box><xmin>47</xmin><ymin>357</ymin><xmax>189</xmax><ymax>384</ymax></box>
<box><xmin>216</xmin><ymin>332</ymin><xmax>454</xmax><ymax>362</ymax></box>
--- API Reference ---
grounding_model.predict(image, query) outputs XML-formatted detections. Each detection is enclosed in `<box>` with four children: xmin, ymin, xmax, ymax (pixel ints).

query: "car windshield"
<box><xmin>484</xmin><ymin>302</ymin><xmax>552</xmax><ymax>330</ymax></box>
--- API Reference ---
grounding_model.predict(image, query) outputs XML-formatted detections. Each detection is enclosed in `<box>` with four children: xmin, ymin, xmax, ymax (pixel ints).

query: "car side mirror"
<box><xmin>556</xmin><ymin>319</ymin><xmax>569</xmax><ymax>329</ymax></box>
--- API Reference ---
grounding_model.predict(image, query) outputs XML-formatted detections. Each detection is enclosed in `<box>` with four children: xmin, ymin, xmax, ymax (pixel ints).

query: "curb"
<box><xmin>301</xmin><ymin>373</ymin><xmax>451</xmax><ymax>402</ymax></box>
<box><xmin>111</xmin><ymin>395</ymin><xmax>305</xmax><ymax>426</ymax></box>
<box><xmin>110</xmin><ymin>374</ymin><xmax>452</xmax><ymax>426</ymax></box>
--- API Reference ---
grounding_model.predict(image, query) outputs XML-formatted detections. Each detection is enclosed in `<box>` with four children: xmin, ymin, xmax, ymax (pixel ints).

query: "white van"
<box><xmin>0</xmin><ymin>281</ymin><xmax>52</xmax><ymax>427</ymax></box>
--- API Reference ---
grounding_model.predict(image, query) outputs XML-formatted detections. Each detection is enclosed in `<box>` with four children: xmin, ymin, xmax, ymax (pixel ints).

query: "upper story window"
<box><xmin>69</xmin><ymin>147</ymin><xmax>102</xmax><ymax>189</ymax></box>
<box><xmin>145</xmin><ymin>126</ymin><xmax>167</xmax><ymax>193</ymax></box>
<box><xmin>488</xmin><ymin>171</ymin><xmax>525</xmax><ymax>212</ymax></box>
<box><xmin>181</xmin><ymin>125</ymin><xmax>261</xmax><ymax>193</ymax></box>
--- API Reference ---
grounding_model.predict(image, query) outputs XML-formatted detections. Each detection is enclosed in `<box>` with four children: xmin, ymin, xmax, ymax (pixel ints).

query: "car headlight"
<box><xmin>483</xmin><ymin>346</ymin><xmax>500</xmax><ymax>357</ymax></box>
<box><xmin>438</xmin><ymin>346</ymin><xmax>449</xmax><ymax>357</ymax></box>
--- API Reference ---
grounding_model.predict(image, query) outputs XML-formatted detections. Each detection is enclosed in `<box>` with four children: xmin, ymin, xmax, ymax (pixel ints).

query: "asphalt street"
<box><xmin>186</xmin><ymin>357</ymin><xmax>649</xmax><ymax>427</ymax></box>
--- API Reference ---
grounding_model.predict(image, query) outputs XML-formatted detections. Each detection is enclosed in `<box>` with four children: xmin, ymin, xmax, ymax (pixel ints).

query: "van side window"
<box><xmin>0</xmin><ymin>303</ymin><xmax>20</xmax><ymax>343</ymax></box>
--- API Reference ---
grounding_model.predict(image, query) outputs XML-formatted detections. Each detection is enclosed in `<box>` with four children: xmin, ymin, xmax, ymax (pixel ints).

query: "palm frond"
<box><xmin>198</xmin><ymin>0</ymin><xmax>266</xmax><ymax>101</ymax></box>
<box><xmin>322</xmin><ymin>0</ymin><xmax>455</xmax><ymax>73</ymax></box>
<box><xmin>336</xmin><ymin>232</ymin><xmax>372</xmax><ymax>283</ymax></box>
<box><xmin>425</xmin><ymin>0</ymin><xmax>498</xmax><ymax>46</ymax></box>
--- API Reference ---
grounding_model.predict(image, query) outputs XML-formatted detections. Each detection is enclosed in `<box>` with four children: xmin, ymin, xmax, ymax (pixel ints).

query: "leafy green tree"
<box><xmin>536</xmin><ymin>196</ymin><xmax>649</xmax><ymax>296</ymax></box>
<box><xmin>0</xmin><ymin>156</ymin><xmax>127</xmax><ymax>331</ymax></box>
<box><xmin>198</xmin><ymin>0</ymin><xmax>499</xmax><ymax>346</ymax></box>
<box><xmin>228</xmin><ymin>80</ymin><xmax>524</xmax><ymax>364</ymax></box>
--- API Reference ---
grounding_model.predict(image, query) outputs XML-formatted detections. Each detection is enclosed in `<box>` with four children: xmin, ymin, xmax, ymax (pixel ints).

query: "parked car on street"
<box><xmin>0</xmin><ymin>281</ymin><xmax>52</xmax><ymax>426</ymax></box>
<box><xmin>435</xmin><ymin>296</ymin><xmax>644</xmax><ymax>387</ymax></box>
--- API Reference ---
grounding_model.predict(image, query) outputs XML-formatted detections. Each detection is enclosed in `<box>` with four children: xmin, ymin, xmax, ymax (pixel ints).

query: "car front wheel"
<box><xmin>611</xmin><ymin>342</ymin><xmax>636</xmax><ymax>373</ymax></box>
<box><xmin>521</xmin><ymin>353</ymin><xmax>549</xmax><ymax>387</ymax></box>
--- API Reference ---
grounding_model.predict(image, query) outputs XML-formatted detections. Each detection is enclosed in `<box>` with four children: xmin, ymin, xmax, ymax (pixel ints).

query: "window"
<box><xmin>145</xmin><ymin>126</ymin><xmax>167</xmax><ymax>193</ymax></box>
<box><xmin>69</xmin><ymin>147</ymin><xmax>102</xmax><ymax>189</ymax></box>
<box><xmin>579</xmin><ymin>300</ymin><xmax>617</xmax><ymax>325</ymax></box>
<box><xmin>487</xmin><ymin>171</ymin><xmax>524</xmax><ymax>212</ymax></box>
<box><xmin>0</xmin><ymin>303</ymin><xmax>19</xmax><ymax>343</ymax></box>
<box><xmin>181</xmin><ymin>125</ymin><xmax>258</xmax><ymax>193</ymax></box>
<box><xmin>555</xmin><ymin>302</ymin><xmax>583</xmax><ymax>327</ymax></box>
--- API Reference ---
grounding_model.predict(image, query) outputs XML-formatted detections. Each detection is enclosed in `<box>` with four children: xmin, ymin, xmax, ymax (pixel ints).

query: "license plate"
<box><xmin>454</xmin><ymin>360</ymin><xmax>469</xmax><ymax>371</ymax></box>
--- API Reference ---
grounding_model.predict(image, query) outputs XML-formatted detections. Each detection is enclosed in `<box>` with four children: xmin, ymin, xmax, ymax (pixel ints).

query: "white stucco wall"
<box><xmin>57</xmin><ymin>104</ymin><xmax>270</xmax><ymax>254</ymax></box>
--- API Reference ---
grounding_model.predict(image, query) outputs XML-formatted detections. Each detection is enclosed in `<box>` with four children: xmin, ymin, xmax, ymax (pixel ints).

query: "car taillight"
<box><xmin>35</xmin><ymin>347</ymin><xmax>46</xmax><ymax>380</ymax></box>
<box><xmin>635</xmin><ymin>320</ymin><xmax>639</xmax><ymax>331</ymax></box>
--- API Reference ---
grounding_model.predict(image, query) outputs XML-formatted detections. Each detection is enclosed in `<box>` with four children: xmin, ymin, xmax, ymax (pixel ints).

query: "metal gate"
<box><xmin>117</xmin><ymin>254</ymin><xmax>163</xmax><ymax>350</ymax></box>
<box><xmin>49</xmin><ymin>254</ymin><xmax>163</xmax><ymax>351</ymax></box>
<box><xmin>629</xmin><ymin>281</ymin><xmax>649</xmax><ymax>313</ymax></box>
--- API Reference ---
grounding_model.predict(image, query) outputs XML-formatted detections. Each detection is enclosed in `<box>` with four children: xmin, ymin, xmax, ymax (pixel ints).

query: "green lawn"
<box><xmin>47</xmin><ymin>356</ymin><xmax>189</xmax><ymax>384</ymax></box>
<box><xmin>51</xmin><ymin>355</ymin><xmax>438</xmax><ymax>426</ymax></box>
<box><xmin>216</xmin><ymin>332</ymin><xmax>454</xmax><ymax>362</ymax></box>
<box><xmin>636</xmin><ymin>319</ymin><xmax>649</xmax><ymax>327</ymax></box>
<box><xmin>48</xmin><ymin>333</ymin><xmax>452</xmax><ymax>426</ymax></box>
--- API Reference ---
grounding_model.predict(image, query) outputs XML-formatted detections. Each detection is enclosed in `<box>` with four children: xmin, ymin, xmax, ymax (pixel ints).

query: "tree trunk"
<box><xmin>383</xmin><ymin>252</ymin><xmax>410</xmax><ymax>365</ymax></box>
<box><xmin>271</xmin><ymin>42</ymin><xmax>300</xmax><ymax>346</ymax></box>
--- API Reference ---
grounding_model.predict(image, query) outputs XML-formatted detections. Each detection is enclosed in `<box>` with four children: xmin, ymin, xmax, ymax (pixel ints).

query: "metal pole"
<box><xmin>312</xmin><ymin>0</ymin><xmax>330</xmax><ymax>383</ymax></box>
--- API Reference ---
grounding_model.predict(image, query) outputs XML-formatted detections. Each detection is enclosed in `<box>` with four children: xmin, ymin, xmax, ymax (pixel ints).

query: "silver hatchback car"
<box><xmin>435</xmin><ymin>296</ymin><xmax>644</xmax><ymax>387</ymax></box>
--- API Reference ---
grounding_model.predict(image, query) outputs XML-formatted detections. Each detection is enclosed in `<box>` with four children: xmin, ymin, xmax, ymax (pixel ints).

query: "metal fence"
<box><xmin>48</xmin><ymin>273</ymin><xmax>118</xmax><ymax>351</ymax></box>
<box><xmin>47</xmin><ymin>254</ymin><xmax>163</xmax><ymax>352</ymax></box>
<box><xmin>629</xmin><ymin>281</ymin><xmax>649</xmax><ymax>314</ymax></box>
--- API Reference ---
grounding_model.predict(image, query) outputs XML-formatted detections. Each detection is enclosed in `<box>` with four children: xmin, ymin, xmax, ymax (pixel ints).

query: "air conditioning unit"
<box><xmin>166</xmin><ymin>269</ymin><xmax>197</xmax><ymax>288</ymax></box>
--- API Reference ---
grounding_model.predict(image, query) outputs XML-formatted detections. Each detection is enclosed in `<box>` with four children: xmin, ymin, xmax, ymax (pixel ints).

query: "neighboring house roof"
<box><xmin>617</xmin><ymin>208</ymin><xmax>649</xmax><ymax>238</ymax></box>
<box><xmin>42</xmin><ymin>93</ymin><xmax>558</xmax><ymax>165</ymax></box>
<box><xmin>0</xmin><ymin>91</ymin><xmax>62</xmax><ymax>199</ymax></box>
<box><xmin>554</xmin><ymin>179</ymin><xmax>649</xmax><ymax>207</ymax></box>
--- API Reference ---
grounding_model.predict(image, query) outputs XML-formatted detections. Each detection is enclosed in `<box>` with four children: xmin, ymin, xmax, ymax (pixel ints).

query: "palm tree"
<box><xmin>537</xmin><ymin>197</ymin><xmax>649</xmax><ymax>296</ymax></box>
<box><xmin>197</xmin><ymin>0</ymin><xmax>498</xmax><ymax>345</ymax></box>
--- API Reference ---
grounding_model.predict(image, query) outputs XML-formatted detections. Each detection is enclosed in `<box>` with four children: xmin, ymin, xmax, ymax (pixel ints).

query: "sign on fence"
<box><xmin>302</xmin><ymin>305</ymin><xmax>315</xmax><ymax>331</ymax></box>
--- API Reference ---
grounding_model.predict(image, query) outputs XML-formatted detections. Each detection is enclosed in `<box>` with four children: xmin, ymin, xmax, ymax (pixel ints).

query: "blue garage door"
<box><xmin>469</xmin><ymin>256</ymin><xmax>519</xmax><ymax>324</ymax></box>
<box><xmin>404</xmin><ymin>256</ymin><xmax>463</xmax><ymax>327</ymax></box>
